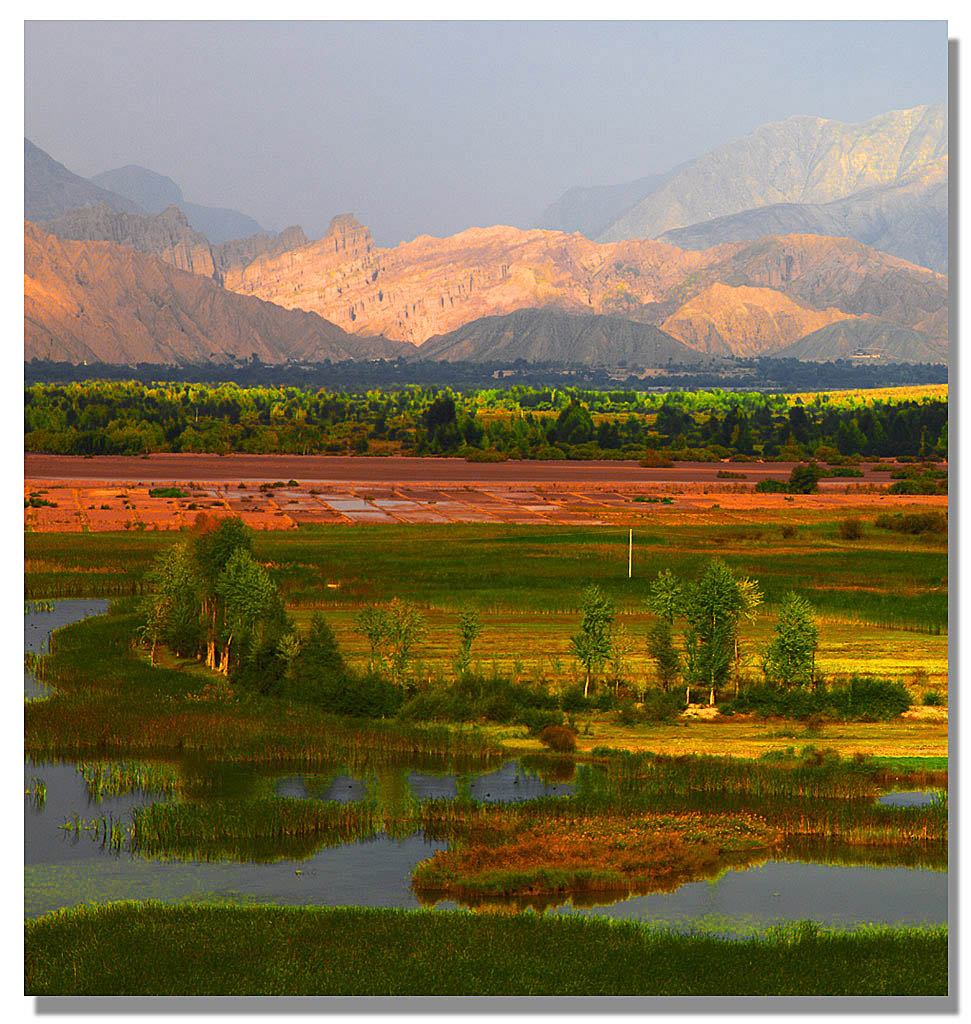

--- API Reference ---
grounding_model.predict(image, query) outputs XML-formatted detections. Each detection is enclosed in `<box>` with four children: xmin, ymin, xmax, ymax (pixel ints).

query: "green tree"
<box><xmin>286</xmin><ymin>614</ymin><xmax>347</xmax><ymax>702</ymax></box>
<box><xmin>646</xmin><ymin>619</ymin><xmax>681</xmax><ymax>693</ymax></box>
<box><xmin>355</xmin><ymin>606</ymin><xmax>389</xmax><ymax>670</ymax></box>
<box><xmin>551</xmin><ymin>402</ymin><xmax>594</xmax><ymax>445</ymax></box>
<box><xmin>788</xmin><ymin>463</ymin><xmax>822</xmax><ymax>494</ymax></box>
<box><xmin>190</xmin><ymin>517</ymin><xmax>252</xmax><ymax>670</ymax></box>
<box><xmin>382</xmin><ymin>599</ymin><xmax>428</xmax><ymax>684</ymax></box>
<box><xmin>215</xmin><ymin>547</ymin><xmax>284</xmax><ymax>676</ymax></box>
<box><xmin>765</xmin><ymin>592</ymin><xmax>819</xmax><ymax>688</ymax></box>
<box><xmin>356</xmin><ymin>600</ymin><xmax>427</xmax><ymax>684</ymax></box>
<box><xmin>733</xmin><ymin>575</ymin><xmax>764</xmax><ymax>696</ymax></box>
<box><xmin>607</xmin><ymin>624</ymin><xmax>634</xmax><ymax>697</ymax></box>
<box><xmin>455</xmin><ymin>609</ymin><xmax>481</xmax><ymax>676</ymax></box>
<box><xmin>645</xmin><ymin>569</ymin><xmax>684</xmax><ymax>693</ymax></box>
<box><xmin>646</xmin><ymin>569</ymin><xmax>682</xmax><ymax>624</ymax></box>
<box><xmin>140</xmin><ymin>542</ymin><xmax>200</xmax><ymax>663</ymax></box>
<box><xmin>682</xmin><ymin>560</ymin><xmax>745</xmax><ymax>706</ymax></box>
<box><xmin>570</xmin><ymin>585</ymin><xmax>615</xmax><ymax>697</ymax></box>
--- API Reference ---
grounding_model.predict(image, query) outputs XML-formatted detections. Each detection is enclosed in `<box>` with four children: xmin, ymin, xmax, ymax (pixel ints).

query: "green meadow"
<box><xmin>24</xmin><ymin>903</ymin><xmax>947</xmax><ymax>996</ymax></box>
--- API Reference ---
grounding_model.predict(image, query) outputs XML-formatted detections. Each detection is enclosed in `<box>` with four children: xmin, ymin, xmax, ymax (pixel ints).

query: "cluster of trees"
<box><xmin>139</xmin><ymin>526</ymin><xmax>874</xmax><ymax>724</ymax></box>
<box><xmin>25</xmin><ymin>380</ymin><xmax>948</xmax><ymax>462</ymax></box>
<box><xmin>140</xmin><ymin>517</ymin><xmax>400</xmax><ymax>713</ymax></box>
<box><xmin>571</xmin><ymin>561</ymin><xmax>819</xmax><ymax>706</ymax></box>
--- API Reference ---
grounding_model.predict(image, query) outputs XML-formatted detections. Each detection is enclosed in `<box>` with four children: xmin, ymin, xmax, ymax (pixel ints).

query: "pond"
<box><xmin>24</xmin><ymin>602</ymin><xmax>948</xmax><ymax>935</ymax></box>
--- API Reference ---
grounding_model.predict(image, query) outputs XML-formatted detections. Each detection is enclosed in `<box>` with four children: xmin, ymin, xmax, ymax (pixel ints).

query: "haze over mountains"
<box><xmin>539</xmin><ymin>104</ymin><xmax>947</xmax><ymax>273</ymax></box>
<box><xmin>24</xmin><ymin>103</ymin><xmax>949</xmax><ymax>368</ymax></box>
<box><xmin>90</xmin><ymin>165</ymin><xmax>267</xmax><ymax>244</ymax></box>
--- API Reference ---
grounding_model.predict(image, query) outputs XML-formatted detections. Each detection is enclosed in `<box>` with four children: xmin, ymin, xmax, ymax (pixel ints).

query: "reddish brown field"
<box><xmin>24</xmin><ymin>453</ymin><xmax>916</xmax><ymax>485</ymax></box>
<box><xmin>24</xmin><ymin>455</ymin><xmax>945</xmax><ymax>532</ymax></box>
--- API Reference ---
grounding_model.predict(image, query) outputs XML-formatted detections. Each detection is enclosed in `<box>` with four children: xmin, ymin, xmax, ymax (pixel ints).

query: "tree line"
<box><xmin>26</xmin><ymin>380</ymin><xmax>947</xmax><ymax>462</ymax></box>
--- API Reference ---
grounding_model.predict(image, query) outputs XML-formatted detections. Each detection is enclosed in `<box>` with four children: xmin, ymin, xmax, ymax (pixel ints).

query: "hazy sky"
<box><xmin>24</xmin><ymin>20</ymin><xmax>947</xmax><ymax>246</ymax></box>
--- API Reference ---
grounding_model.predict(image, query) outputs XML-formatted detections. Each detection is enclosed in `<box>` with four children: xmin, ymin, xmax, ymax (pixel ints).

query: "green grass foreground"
<box><xmin>25</xmin><ymin>902</ymin><xmax>947</xmax><ymax>996</ymax></box>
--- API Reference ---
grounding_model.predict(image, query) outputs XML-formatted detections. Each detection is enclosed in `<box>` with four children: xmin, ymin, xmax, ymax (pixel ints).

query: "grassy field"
<box><xmin>24</xmin><ymin>902</ymin><xmax>948</xmax><ymax>996</ymax></box>
<box><xmin>25</xmin><ymin>512</ymin><xmax>949</xmax><ymax>704</ymax></box>
<box><xmin>784</xmin><ymin>383</ymin><xmax>948</xmax><ymax>406</ymax></box>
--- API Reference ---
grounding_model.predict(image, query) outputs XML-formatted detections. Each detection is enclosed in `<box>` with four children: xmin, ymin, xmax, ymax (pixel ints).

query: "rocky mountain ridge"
<box><xmin>24</xmin><ymin>223</ymin><xmax>410</xmax><ymax>366</ymax></box>
<box><xmin>218</xmin><ymin>216</ymin><xmax>947</xmax><ymax>360</ymax></box>
<box><xmin>417</xmin><ymin>308</ymin><xmax>708</xmax><ymax>366</ymax></box>
<box><xmin>597</xmin><ymin>104</ymin><xmax>947</xmax><ymax>243</ymax></box>
<box><xmin>39</xmin><ymin>203</ymin><xmax>310</xmax><ymax>282</ymax></box>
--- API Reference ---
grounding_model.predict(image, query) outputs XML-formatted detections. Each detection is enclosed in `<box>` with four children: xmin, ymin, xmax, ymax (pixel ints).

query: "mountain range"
<box><xmin>23</xmin><ymin>105</ymin><xmax>949</xmax><ymax>368</ymax></box>
<box><xmin>538</xmin><ymin>104</ymin><xmax>947</xmax><ymax>273</ymax></box>
<box><xmin>24</xmin><ymin>223</ymin><xmax>408</xmax><ymax>366</ymax></box>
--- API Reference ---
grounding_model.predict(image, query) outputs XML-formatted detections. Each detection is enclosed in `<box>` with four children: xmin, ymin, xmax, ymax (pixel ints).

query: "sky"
<box><xmin>24</xmin><ymin>20</ymin><xmax>948</xmax><ymax>247</ymax></box>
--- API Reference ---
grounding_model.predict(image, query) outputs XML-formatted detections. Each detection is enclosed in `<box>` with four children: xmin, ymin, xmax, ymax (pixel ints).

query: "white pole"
<box><xmin>628</xmin><ymin>529</ymin><xmax>632</xmax><ymax>579</ymax></box>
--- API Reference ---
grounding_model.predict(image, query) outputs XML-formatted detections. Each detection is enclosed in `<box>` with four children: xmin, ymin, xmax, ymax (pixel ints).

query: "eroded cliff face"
<box><xmin>39</xmin><ymin>203</ymin><xmax>311</xmax><ymax>284</ymax></box>
<box><xmin>681</xmin><ymin>234</ymin><xmax>948</xmax><ymax>341</ymax></box>
<box><xmin>220</xmin><ymin>215</ymin><xmax>736</xmax><ymax>345</ymax></box>
<box><xmin>23</xmin><ymin>223</ymin><xmax>409</xmax><ymax>365</ymax></box>
<box><xmin>218</xmin><ymin>215</ymin><xmax>948</xmax><ymax>356</ymax></box>
<box><xmin>39</xmin><ymin>203</ymin><xmax>216</xmax><ymax>277</ymax></box>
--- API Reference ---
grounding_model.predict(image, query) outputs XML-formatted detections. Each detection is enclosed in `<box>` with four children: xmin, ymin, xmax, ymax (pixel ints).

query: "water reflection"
<box><xmin>23</xmin><ymin>601</ymin><xmax>949</xmax><ymax>935</ymax></box>
<box><xmin>24</xmin><ymin>599</ymin><xmax>110</xmax><ymax>699</ymax></box>
<box><xmin>878</xmin><ymin>790</ymin><xmax>939</xmax><ymax>808</ymax></box>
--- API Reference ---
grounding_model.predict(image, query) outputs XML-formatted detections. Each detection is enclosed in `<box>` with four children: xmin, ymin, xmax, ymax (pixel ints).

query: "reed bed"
<box><xmin>132</xmin><ymin>797</ymin><xmax>383</xmax><ymax>862</ymax></box>
<box><xmin>25</xmin><ymin>777</ymin><xmax>46</xmax><ymax>810</ymax></box>
<box><xmin>24</xmin><ymin>902</ymin><xmax>948</xmax><ymax>996</ymax></box>
<box><xmin>58</xmin><ymin>813</ymin><xmax>131</xmax><ymax>854</ymax></box>
<box><xmin>77</xmin><ymin>761</ymin><xmax>182</xmax><ymax>801</ymax></box>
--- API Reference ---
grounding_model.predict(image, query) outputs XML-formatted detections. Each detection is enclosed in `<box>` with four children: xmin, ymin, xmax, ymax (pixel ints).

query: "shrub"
<box><xmin>638</xmin><ymin>451</ymin><xmax>674</xmax><ymax>468</ymax></box>
<box><xmin>533</xmin><ymin>445</ymin><xmax>566</xmax><ymax>460</ymax></box>
<box><xmin>755</xmin><ymin>478</ymin><xmax>788</xmax><ymax>493</ymax></box>
<box><xmin>874</xmin><ymin>511</ymin><xmax>947</xmax><ymax>535</ymax></box>
<box><xmin>471</xmin><ymin>691</ymin><xmax>510</xmax><ymax>723</ymax></box>
<box><xmin>465</xmin><ymin>449</ymin><xmax>508</xmax><ymax>463</ymax></box>
<box><xmin>614</xmin><ymin>702</ymin><xmax>639</xmax><ymax>726</ymax></box>
<box><xmin>716</xmin><ymin>470</ymin><xmax>747</xmax><ymax>479</ymax></box>
<box><xmin>594</xmin><ymin>689</ymin><xmax>616</xmax><ymax>711</ymax></box>
<box><xmin>537</xmin><ymin>724</ymin><xmax>578</xmax><ymax>752</ymax></box>
<box><xmin>788</xmin><ymin>463</ymin><xmax>822</xmax><ymax>493</ymax></box>
<box><xmin>780</xmin><ymin>524</ymin><xmax>797</xmax><ymax>539</ymax></box>
<box><xmin>638</xmin><ymin>688</ymin><xmax>684</xmax><ymax>721</ymax></box>
<box><xmin>560</xmin><ymin>684</ymin><xmax>590</xmax><ymax>712</ymax></box>
<box><xmin>826</xmin><ymin>676</ymin><xmax>911</xmax><ymax>721</ymax></box>
<box><xmin>398</xmin><ymin>691</ymin><xmax>453</xmax><ymax>722</ymax></box>
<box><xmin>517</xmin><ymin>707</ymin><xmax>566</xmax><ymax>735</ymax></box>
<box><xmin>922</xmin><ymin>690</ymin><xmax>944</xmax><ymax>707</ymax></box>
<box><xmin>838</xmin><ymin>517</ymin><xmax>864</xmax><ymax>540</ymax></box>
<box><xmin>720</xmin><ymin>675</ymin><xmax>910</xmax><ymax>721</ymax></box>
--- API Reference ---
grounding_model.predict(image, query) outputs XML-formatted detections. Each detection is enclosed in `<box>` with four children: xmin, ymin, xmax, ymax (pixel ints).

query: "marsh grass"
<box><xmin>25</xmin><ymin>777</ymin><xmax>46</xmax><ymax>810</ymax></box>
<box><xmin>122</xmin><ymin>752</ymin><xmax>946</xmax><ymax>868</ymax></box>
<box><xmin>411</xmin><ymin>810</ymin><xmax>779</xmax><ymax>899</ymax></box>
<box><xmin>24</xmin><ymin>902</ymin><xmax>948</xmax><ymax>995</ymax></box>
<box><xmin>77</xmin><ymin>761</ymin><xmax>181</xmax><ymax>801</ymax></box>
<box><xmin>26</xmin><ymin>611</ymin><xmax>503</xmax><ymax>770</ymax></box>
<box><xmin>132</xmin><ymin>797</ymin><xmax>384</xmax><ymax>861</ymax></box>
<box><xmin>25</xmin><ymin>521</ymin><xmax>948</xmax><ymax>632</ymax></box>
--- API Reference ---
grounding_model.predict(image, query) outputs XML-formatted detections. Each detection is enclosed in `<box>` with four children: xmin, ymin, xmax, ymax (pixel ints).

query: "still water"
<box><xmin>24</xmin><ymin>603</ymin><xmax>948</xmax><ymax>934</ymax></box>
